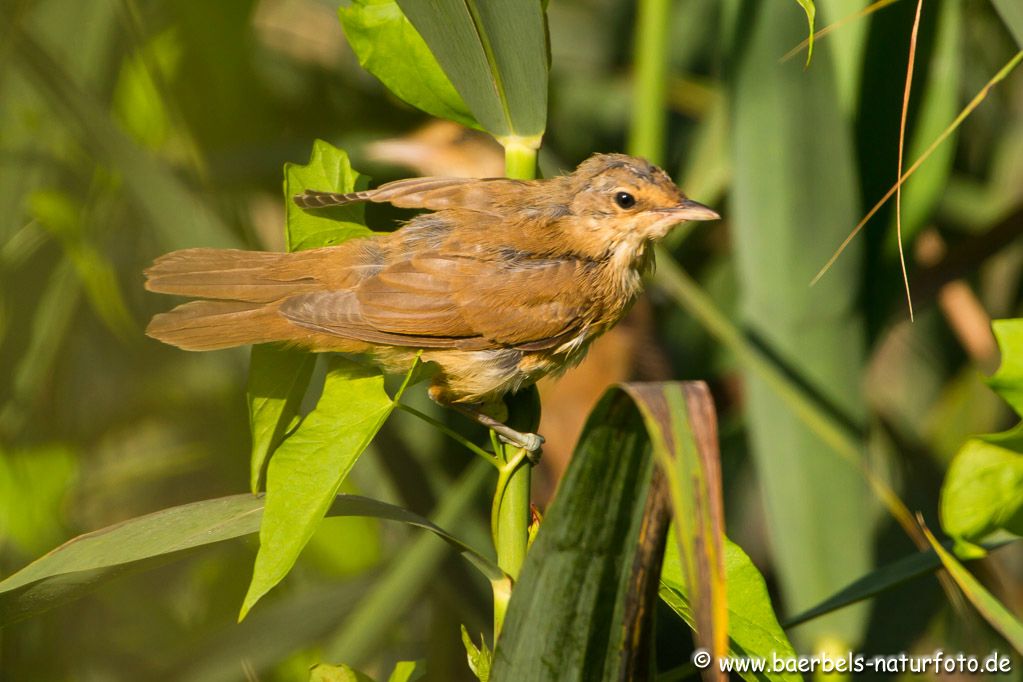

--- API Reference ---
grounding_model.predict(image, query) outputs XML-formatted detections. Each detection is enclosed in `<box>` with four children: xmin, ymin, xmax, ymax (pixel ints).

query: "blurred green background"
<box><xmin>1</xmin><ymin>0</ymin><xmax>1022</xmax><ymax>680</ymax></box>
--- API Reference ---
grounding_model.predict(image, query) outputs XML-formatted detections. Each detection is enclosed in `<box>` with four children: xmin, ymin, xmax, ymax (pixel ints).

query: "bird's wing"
<box><xmin>294</xmin><ymin>176</ymin><xmax>526</xmax><ymax>213</ymax></box>
<box><xmin>278</xmin><ymin>251</ymin><xmax>592</xmax><ymax>351</ymax></box>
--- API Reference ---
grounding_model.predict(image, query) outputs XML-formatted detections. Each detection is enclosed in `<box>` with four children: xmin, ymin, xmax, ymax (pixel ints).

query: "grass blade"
<box><xmin>922</xmin><ymin>522</ymin><xmax>1023</xmax><ymax>653</ymax></box>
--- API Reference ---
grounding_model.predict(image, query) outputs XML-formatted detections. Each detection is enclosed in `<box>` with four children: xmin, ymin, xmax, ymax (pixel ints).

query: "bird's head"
<box><xmin>566</xmin><ymin>153</ymin><xmax>719</xmax><ymax>251</ymax></box>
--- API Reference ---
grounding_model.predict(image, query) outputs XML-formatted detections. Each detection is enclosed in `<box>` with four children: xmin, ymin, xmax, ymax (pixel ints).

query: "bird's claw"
<box><xmin>499</xmin><ymin>432</ymin><xmax>544</xmax><ymax>464</ymax></box>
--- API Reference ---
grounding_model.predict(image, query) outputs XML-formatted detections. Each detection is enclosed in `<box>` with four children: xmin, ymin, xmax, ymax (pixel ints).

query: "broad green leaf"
<box><xmin>310</xmin><ymin>663</ymin><xmax>375</xmax><ymax>682</ymax></box>
<box><xmin>940</xmin><ymin>426</ymin><xmax>1023</xmax><ymax>543</ymax></box>
<box><xmin>941</xmin><ymin>319</ymin><xmax>1023</xmax><ymax>544</ymax></box>
<box><xmin>730</xmin><ymin>5</ymin><xmax>872</xmax><ymax>646</ymax></box>
<box><xmin>660</xmin><ymin>537</ymin><xmax>798</xmax><ymax>682</ymax></box>
<box><xmin>247</xmin><ymin>346</ymin><xmax>316</xmax><ymax>493</ymax></box>
<box><xmin>395</xmin><ymin>0</ymin><xmax>548</xmax><ymax>141</ymax></box>
<box><xmin>240</xmin><ymin>356</ymin><xmax>420</xmax><ymax>618</ymax></box>
<box><xmin>0</xmin><ymin>491</ymin><xmax>498</xmax><ymax>626</ymax></box>
<box><xmin>249</xmin><ymin>142</ymin><xmax>368</xmax><ymax>492</ymax></box>
<box><xmin>988</xmin><ymin>319</ymin><xmax>1023</xmax><ymax>417</ymax></box>
<box><xmin>338</xmin><ymin>0</ymin><xmax>476</xmax><ymax>128</ymax></box>
<box><xmin>388</xmin><ymin>660</ymin><xmax>427</xmax><ymax>682</ymax></box>
<box><xmin>284</xmin><ymin>140</ymin><xmax>372</xmax><ymax>252</ymax></box>
<box><xmin>492</xmin><ymin>387</ymin><xmax>658</xmax><ymax>681</ymax></box>
<box><xmin>622</xmin><ymin>383</ymin><xmax>728</xmax><ymax>668</ymax></box>
<box><xmin>923</xmin><ymin>526</ymin><xmax>1023</xmax><ymax>653</ymax></box>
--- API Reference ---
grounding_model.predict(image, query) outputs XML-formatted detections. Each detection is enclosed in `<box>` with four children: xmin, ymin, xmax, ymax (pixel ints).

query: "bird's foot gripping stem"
<box><xmin>460</xmin><ymin>406</ymin><xmax>544</xmax><ymax>464</ymax></box>
<box><xmin>430</xmin><ymin>388</ymin><xmax>543</xmax><ymax>464</ymax></box>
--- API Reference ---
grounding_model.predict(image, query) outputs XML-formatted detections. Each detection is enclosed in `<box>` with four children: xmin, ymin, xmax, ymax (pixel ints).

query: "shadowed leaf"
<box><xmin>493</xmin><ymin>382</ymin><xmax>732</xmax><ymax>681</ymax></box>
<box><xmin>248</xmin><ymin>347</ymin><xmax>316</xmax><ymax>493</ymax></box>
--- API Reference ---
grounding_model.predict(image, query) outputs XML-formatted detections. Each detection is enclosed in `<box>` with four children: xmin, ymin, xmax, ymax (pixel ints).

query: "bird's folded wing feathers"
<box><xmin>294</xmin><ymin>176</ymin><xmax>526</xmax><ymax>213</ymax></box>
<box><xmin>278</xmin><ymin>253</ymin><xmax>589</xmax><ymax>351</ymax></box>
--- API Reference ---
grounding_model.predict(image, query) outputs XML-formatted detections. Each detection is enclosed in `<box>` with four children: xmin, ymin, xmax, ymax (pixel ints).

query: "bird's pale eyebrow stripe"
<box><xmin>602</xmin><ymin>160</ymin><xmax>655</xmax><ymax>183</ymax></box>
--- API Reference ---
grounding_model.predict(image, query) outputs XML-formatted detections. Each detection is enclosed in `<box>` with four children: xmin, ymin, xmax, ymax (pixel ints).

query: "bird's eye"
<box><xmin>614</xmin><ymin>191</ymin><xmax>636</xmax><ymax>209</ymax></box>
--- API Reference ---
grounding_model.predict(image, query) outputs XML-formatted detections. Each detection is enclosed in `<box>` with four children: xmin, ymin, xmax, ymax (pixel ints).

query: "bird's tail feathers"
<box><xmin>144</xmin><ymin>248</ymin><xmax>317</xmax><ymax>303</ymax></box>
<box><xmin>146</xmin><ymin>300</ymin><xmax>294</xmax><ymax>351</ymax></box>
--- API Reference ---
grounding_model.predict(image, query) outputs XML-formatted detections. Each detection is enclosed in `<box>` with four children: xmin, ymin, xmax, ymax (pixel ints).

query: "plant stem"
<box><xmin>487</xmin><ymin>139</ymin><xmax>540</xmax><ymax>638</ymax></box>
<box><xmin>628</xmin><ymin>0</ymin><xmax>671</xmax><ymax>164</ymax></box>
<box><xmin>501</xmin><ymin>136</ymin><xmax>541</xmax><ymax>180</ymax></box>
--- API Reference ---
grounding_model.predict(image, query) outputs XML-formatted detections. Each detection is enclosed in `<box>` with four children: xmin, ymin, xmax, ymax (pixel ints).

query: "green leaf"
<box><xmin>240</xmin><ymin>356</ymin><xmax>419</xmax><ymax>618</ymax></box>
<box><xmin>309</xmin><ymin>663</ymin><xmax>375</xmax><ymax>682</ymax></box>
<box><xmin>941</xmin><ymin>319</ymin><xmax>1023</xmax><ymax>543</ymax></box>
<box><xmin>285</xmin><ymin>140</ymin><xmax>373</xmax><ymax>252</ymax></box>
<box><xmin>338</xmin><ymin>0</ymin><xmax>476</xmax><ymax>128</ymax></box>
<box><xmin>247</xmin><ymin>141</ymin><xmax>368</xmax><ymax>492</ymax></box>
<box><xmin>784</xmin><ymin>539</ymin><xmax>1016</xmax><ymax>628</ymax></box>
<box><xmin>395</xmin><ymin>0</ymin><xmax>549</xmax><ymax>141</ymax></box>
<box><xmin>0</xmin><ymin>490</ymin><xmax>497</xmax><ymax>626</ymax></box>
<box><xmin>461</xmin><ymin>626</ymin><xmax>492</xmax><ymax>682</ymax></box>
<box><xmin>387</xmin><ymin>660</ymin><xmax>427</xmax><ymax>682</ymax></box>
<box><xmin>988</xmin><ymin>319</ymin><xmax>1023</xmax><ymax>418</ymax></box>
<box><xmin>923</xmin><ymin>525</ymin><xmax>1023</xmax><ymax>653</ymax></box>
<box><xmin>940</xmin><ymin>425</ymin><xmax>1023</xmax><ymax>542</ymax></box>
<box><xmin>660</xmin><ymin>537</ymin><xmax>798</xmax><ymax>682</ymax></box>
<box><xmin>492</xmin><ymin>387</ymin><xmax>659</xmax><ymax>681</ymax></box>
<box><xmin>794</xmin><ymin>0</ymin><xmax>816</xmax><ymax>67</ymax></box>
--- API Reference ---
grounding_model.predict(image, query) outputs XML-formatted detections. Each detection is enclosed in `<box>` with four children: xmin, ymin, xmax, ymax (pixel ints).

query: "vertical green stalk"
<box><xmin>501</xmin><ymin>136</ymin><xmax>541</xmax><ymax>180</ymax></box>
<box><xmin>628</xmin><ymin>0</ymin><xmax>671</xmax><ymax>164</ymax></box>
<box><xmin>489</xmin><ymin>138</ymin><xmax>539</xmax><ymax>638</ymax></box>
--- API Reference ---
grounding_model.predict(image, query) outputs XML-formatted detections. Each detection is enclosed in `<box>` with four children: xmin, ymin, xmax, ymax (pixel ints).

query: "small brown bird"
<box><xmin>145</xmin><ymin>153</ymin><xmax>719</xmax><ymax>450</ymax></box>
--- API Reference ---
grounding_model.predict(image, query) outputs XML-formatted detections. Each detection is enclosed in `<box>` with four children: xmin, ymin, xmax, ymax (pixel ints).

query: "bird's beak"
<box><xmin>657</xmin><ymin>198</ymin><xmax>721</xmax><ymax>221</ymax></box>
